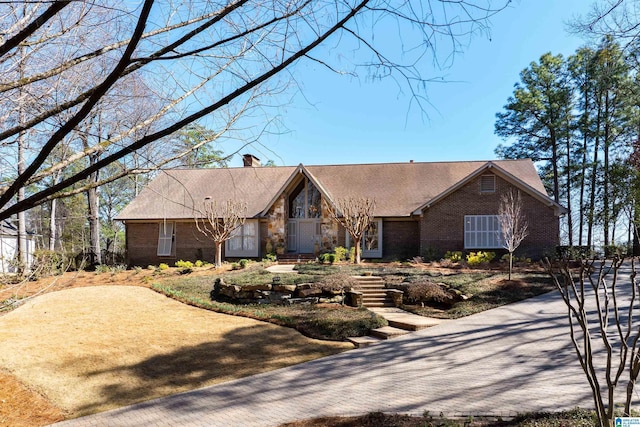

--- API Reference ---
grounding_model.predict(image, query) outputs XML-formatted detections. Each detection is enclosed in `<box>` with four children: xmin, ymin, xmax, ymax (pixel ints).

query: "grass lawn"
<box><xmin>0</xmin><ymin>261</ymin><xmax>565</xmax><ymax>426</ymax></box>
<box><xmin>0</xmin><ymin>285</ymin><xmax>351</xmax><ymax>424</ymax></box>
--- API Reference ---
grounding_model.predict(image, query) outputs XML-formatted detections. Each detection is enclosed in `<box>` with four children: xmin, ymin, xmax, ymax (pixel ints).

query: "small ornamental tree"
<box><xmin>195</xmin><ymin>199</ymin><xmax>247</xmax><ymax>268</ymax></box>
<box><xmin>498</xmin><ymin>189</ymin><xmax>528</xmax><ymax>280</ymax></box>
<box><xmin>325</xmin><ymin>197</ymin><xmax>375</xmax><ymax>264</ymax></box>
<box><xmin>544</xmin><ymin>257</ymin><xmax>640</xmax><ymax>427</ymax></box>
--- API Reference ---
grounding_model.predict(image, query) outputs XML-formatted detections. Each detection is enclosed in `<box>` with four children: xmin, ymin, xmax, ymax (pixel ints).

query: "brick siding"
<box><xmin>383</xmin><ymin>219</ymin><xmax>420</xmax><ymax>260</ymax></box>
<box><xmin>419</xmin><ymin>173</ymin><xmax>559</xmax><ymax>259</ymax></box>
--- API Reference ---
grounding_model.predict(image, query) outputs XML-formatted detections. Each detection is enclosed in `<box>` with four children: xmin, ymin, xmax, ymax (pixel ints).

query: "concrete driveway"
<box><xmin>54</xmin><ymin>266</ymin><xmax>634</xmax><ymax>427</ymax></box>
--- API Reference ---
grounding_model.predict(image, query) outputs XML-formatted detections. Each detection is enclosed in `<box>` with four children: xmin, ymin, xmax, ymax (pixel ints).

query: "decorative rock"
<box><xmin>346</xmin><ymin>291</ymin><xmax>363</xmax><ymax>307</ymax></box>
<box><xmin>273</xmin><ymin>284</ymin><xmax>297</xmax><ymax>293</ymax></box>
<box><xmin>386</xmin><ymin>289</ymin><xmax>404</xmax><ymax>308</ymax></box>
<box><xmin>219</xmin><ymin>283</ymin><xmax>241</xmax><ymax>298</ymax></box>
<box><xmin>297</xmin><ymin>287</ymin><xmax>322</xmax><ymax>298</ymax></box>
<box><xmin>242</xmin><ymin>283</ymin><xmax>272</xmax><ymax>292</ymax></box>
<box><xmin>286</xmin><ymin>297</ymin><xmax>319</xmax><ymax>305</ymax></box>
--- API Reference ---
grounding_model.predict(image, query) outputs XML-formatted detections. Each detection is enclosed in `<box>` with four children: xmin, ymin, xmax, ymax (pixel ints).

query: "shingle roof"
<box><xmin>116</xmin><ymin>159</ymin><xmax>551</xmax><ymax>220</ymax></box>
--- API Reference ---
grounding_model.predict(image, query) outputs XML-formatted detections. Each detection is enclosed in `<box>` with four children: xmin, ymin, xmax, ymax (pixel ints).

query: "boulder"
<box><xmin>273</xmin><ymin>284</ymin><xmax>297</xmax><ymax>293</ymax></box>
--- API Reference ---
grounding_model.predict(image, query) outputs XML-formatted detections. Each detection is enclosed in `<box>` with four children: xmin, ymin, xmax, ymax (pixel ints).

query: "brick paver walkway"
<box><xmin>53</xmin><ymin>271</ymin><xmax>629</xmax><ymax>427</ymax></box>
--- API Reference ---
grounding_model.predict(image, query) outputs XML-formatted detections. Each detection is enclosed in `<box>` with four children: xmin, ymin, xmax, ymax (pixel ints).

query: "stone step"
<box><xmin>387</xmin><ymin>319</ymin><xmax>433</xmax><ymax>331</ymax></box>
<box><xmin>370</xmin><ymin>325</ymin><xmax>411</xmax><ymax>340</ymax></box>
<box><xmin>346</xmin><ymin>335</ymin><xmax>384</xmax><ymax>348</ymax></box>
<box><xmin>364</xmin><ymin>302</ymin><xmax>395</xmax><ymax>308</ymax></box>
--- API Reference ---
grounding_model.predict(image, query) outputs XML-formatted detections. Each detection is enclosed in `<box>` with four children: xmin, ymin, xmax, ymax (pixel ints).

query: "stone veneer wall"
<box><xmin>265</xmin><ymin>195</ymin><xmax>286</xmax><ymax>252</ymax></box>
<box><xmin>320</xmin><ymin>199</ymin><xmax>339</xmax><ymax>252</ymax></box>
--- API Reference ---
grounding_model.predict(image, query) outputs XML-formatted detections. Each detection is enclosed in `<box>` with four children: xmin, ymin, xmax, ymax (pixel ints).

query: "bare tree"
<box><xmin>544</xmin><ymin>257</ymin><xmax>640</xmax><ymax>427</ymax></box>
<box><xmin>194</xmin><ymin>199</ymin><xmax>247</xmax><ymax>268</ymax></box>
<box><xmin>0</xmin><ymin>0</ymin><xmax>510</xmax><ymax>221</ymax></box>
<box><xmin>499</xmin><ymin>189</ymin><xmax>528</xmax><ymax>280</ymax></box>
<box><xmin>325</xmin><ymin>197</ymin><xmax>375</xmax><ymax>264</ymax></box>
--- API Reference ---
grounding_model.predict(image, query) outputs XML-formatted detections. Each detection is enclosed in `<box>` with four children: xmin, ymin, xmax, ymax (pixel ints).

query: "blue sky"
<box><xmin>227</xmin><ymin>0</ymin><xmax>593</xmax><ymax>168</ymax></box>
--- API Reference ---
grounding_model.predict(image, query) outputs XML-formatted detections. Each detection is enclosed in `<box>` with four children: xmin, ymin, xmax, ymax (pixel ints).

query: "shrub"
<box><xmin>334</xmin><ymin>246</ymin><xmax>347</xmax><ymax>262</ymax></box>
<box><xmin>158</xmin><ymin>263</ymin><xmax>169</xmax><ymax>271</ymax></box>
<box><xmin>421</xmin><ymin>247</ymin><xmax>443</xmax><ymax>262</ymax></box>
<box><xmin>263</xmin><ymin>253</ymin><xmax>276</xmax><ymax>263</ymax></box>
<box><xmin>393</xmin><ymin>279</ymin><xmax>456</xmax><ymax>307</ymax></box>
<box><xmin>231</xmin><ymin>262</ymin><xmax>240</xmax><ymax>270</ymax></box>
<box><xmin>194</xmin><ymin>260</ymin><xmax>204</xmax><ymax>268</ymax></box>
<box><xmin>31</xmin><ymin>249</ymin><xmax>69</xmax><ymax>277</ymax></box>
<box><xmin>318</xmin><ymin>253</ymin><xmax>337</xmax><ymax>264</ymax></box>
<box><xmin>444</xmin><ymin>251</ymin><xmax>462</xmax><ymax>263</ymax></box>
<box><xmin>318</xmin><ymin>273</ymin><xmax>358</xmax><ymax>292</ymax></box>
<box><xmin>95</xmin><ymin>264</ymin><xmax>111</xmax><ymax>273</ymax></box>
<box><xmin>175</xmin><ymin>260</ymin><xmax>194</xmax><ymax>269</ymax></box>
<box><xmin>238</xmin><ymin>259</ymin><xmax>249</xmax><ymax>269</ymax></box>
<box><xmin>466</xmin><ymin>251</ymin><xmax>495</xmax><ymax>266</ymax></box>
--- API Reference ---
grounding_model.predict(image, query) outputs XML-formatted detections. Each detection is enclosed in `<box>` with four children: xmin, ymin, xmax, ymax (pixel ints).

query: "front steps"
<box><xmin>353</xmin><ymin>276</ymin><xmax>395</xmax><ymax>307</ymax></box>
<box><xmin>347</xmin><ymin>307</ymin><xmax>444</xmax><ymax>348</ymax></box>
<box><xmin>276</xmin><ymin>254</ymin><xmax>316</xmax><ymax>265</ymax></box>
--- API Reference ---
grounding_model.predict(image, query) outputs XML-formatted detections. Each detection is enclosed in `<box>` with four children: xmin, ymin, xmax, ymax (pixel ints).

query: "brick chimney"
<box><xmin>242</xmin><ymin>154</ymin><xmax>261</xmax><ymax>167</ymax></box>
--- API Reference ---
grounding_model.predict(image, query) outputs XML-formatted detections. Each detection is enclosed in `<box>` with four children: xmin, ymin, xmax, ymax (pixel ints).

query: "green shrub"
<box><xmin>334</xmin><ymin>246</ymin><xmax>347</xmax><ymax>262</ymax></box>
<box><xmin>95</xmin><ymin>264</ymin><xmax>111</xmax><ymax>273</ymax></box>
<box><xmin>444</xmin><ymin>251</ymin><xmax>463</xmax><ymax>263</ymax></box>
<box><xmin>421</xmin><ymin>247</ymin><xmax>443</xmax><ymax>262</ymax></box>
<box><xmin>466</xmin><ymin>251</ymin><xmax>495</xmax><ymax>266</ymax></box>
<box><xmin>318</xmin><ymin>253</ymin><xmax>335</xmax><ymax>264</ymax></box>
<box><xmin>194</xmin><ymin>260</ymin><xmax>204</xmax><ymax>268</ymax></box>
<box><xmin>231</xmin><ymin>262</ymin><xmax>240</xmax><ymax>270</ymax></box>
<box><xmin>348</xmin><ymin>247</ymin><xmax>355</xmax><ymax>263</ymax></box>
<box><xmin>158</xmin><ymin>263</ymin><xmax>170</xmax><ymax>271</ymax></box>
<box><xmin>238</xmin><ymin>259</ymin><xmax>249</xmax><ymax>269</ymax></box>
<box><xmin>175</xmin><ymin>260</ymin><xmax>194</xmax><ymax>269</ymax></box>
<box><xmin>262</xmin><ymin>253</ymin><xmax>276</xmax><ymax>263</ymax></box>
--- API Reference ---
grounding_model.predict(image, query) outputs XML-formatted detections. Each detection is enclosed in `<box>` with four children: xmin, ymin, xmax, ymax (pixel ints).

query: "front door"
<box><xmin>298</xmin><ymin>220</ymin><xmax>316</xmax><ymax>253</ymax></box>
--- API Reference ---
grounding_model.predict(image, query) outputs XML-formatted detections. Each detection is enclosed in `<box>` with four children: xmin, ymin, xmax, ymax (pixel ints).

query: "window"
<box><xmin>480</xmin><ymin>174</ymin><xmax>496</xmax><ymax>193</ymax></box>
<box><xmin>346</xmin><ymin>219</ymin><xmax>383</xmax><ymax>258</ymax></box>
<box><xmin>289</xmin><ymin>179</ymin><xmax>321</xmax><ymax>219</ymax></box>
<box><xmin>157</xmin><ymin>222</ymin><xmax>174</xmax><ymax>256</ymax></box>
<box><xmin>464</xmin><ymin>215</ymin><xmax>501</xmax><ymax>249</ymax></box>
<box><xmin>226</xmin><ymin>220</ymin><xmax>258</xmax><ymax>257</ymax></box>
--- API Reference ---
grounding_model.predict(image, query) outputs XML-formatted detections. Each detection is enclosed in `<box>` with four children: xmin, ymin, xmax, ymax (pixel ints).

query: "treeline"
<box><xmin>495</xmin><ymin>38</ymin><xmax>640</xmax><ymax>252</ymax></box>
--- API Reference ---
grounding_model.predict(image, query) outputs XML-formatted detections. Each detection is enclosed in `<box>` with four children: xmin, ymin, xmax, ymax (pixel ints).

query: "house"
<box><xmin>0</xmin><ymin>219</ymin><xmax>35</xmax><ymax>273</ymax></box>
<box><xmin>116</xmin><ymin>156</ymin><xmax>566</xmax><ymax>266</ymax></box>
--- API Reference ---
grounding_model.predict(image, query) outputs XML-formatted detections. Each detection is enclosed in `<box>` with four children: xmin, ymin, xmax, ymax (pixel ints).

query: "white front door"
<box><xmin>298</xmin><ymin>220</ymin><xmax>316</xmax><ymax>253</ymax></box>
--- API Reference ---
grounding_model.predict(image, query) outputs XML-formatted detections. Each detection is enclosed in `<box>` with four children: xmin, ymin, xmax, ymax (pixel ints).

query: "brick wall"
<box><xmin>419</xmin><ymin>173</ymin><xmax>559</xmax><ymax>259</ymax></box>
<box><xmin>383</xmin><ymin>219</ymin><xmax>420</xmax><ymax>260</ymax></box>
<box><xmin>126</xmin><ymin>221</ymin><xmax>218</xmax><ymax>266</ymax></box>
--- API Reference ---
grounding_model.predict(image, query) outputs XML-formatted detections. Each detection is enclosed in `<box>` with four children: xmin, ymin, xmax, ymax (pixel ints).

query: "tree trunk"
<box><xmin>565</xmin><ymin>122</ymin><xmax>573</xmax><ymax>246</ymax></box>
<box><xmin>508</xmin><ymin>252</ymin><xmax>513</xmax><ymax>281</ymax></box>
<box><xmin>215</xmin><ymin>241</ymin><xmax>223</xmax><ymax>268</ymax></box>
<box><xmin>603</xmin><ymin>89</ymin><xmax>611</xmax><ymax>251</ymax></box>
<box><xmin>587</xmin><ymin>92</ymin><xmax>602</xmax><ymax>249</ymax></box>
<box><xmin>87</xmin><ymin>152</ymin><xmax>101</xmax><ymax>265</ymax></box>
<box><xmin>353</xmin><ymin>237</ymin><xmax>361</xmax><ymax>264</ymax></box>
<box><xmin>49</xmin><ymin>198</ymin><xmax>57</xmax><ymax>251</ymax></box>
<box><xmin>17</xmin><ymin>131</ymin><xmax>27</xmax><ymax>274</ymax></box>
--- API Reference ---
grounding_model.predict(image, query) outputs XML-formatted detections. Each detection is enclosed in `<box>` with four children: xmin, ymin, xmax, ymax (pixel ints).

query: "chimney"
<box><xmin>242</xmin><ymin>154</ymin><xmax>261</xmax><ymax>167</ymax></box>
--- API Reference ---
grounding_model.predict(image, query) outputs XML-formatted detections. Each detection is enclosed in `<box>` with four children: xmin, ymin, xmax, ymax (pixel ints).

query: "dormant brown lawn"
<box><xmin>0</xmin><ymin>286</ymin><xmax>351</xmax><ymax>421</ymax></box>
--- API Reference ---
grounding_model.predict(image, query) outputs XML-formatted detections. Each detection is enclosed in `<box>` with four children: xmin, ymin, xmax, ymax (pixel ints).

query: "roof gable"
<box><xmin>117</xmin><ymin>159</ymin><xmax>557</xmax><ymax>220</ymax></box>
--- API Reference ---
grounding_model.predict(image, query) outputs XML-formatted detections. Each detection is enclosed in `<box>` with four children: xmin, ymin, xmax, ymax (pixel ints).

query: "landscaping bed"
<box><xmin>280</xmin><ymin>409</ymin><xmax>597</xmax><ymax>426</ymax></box>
